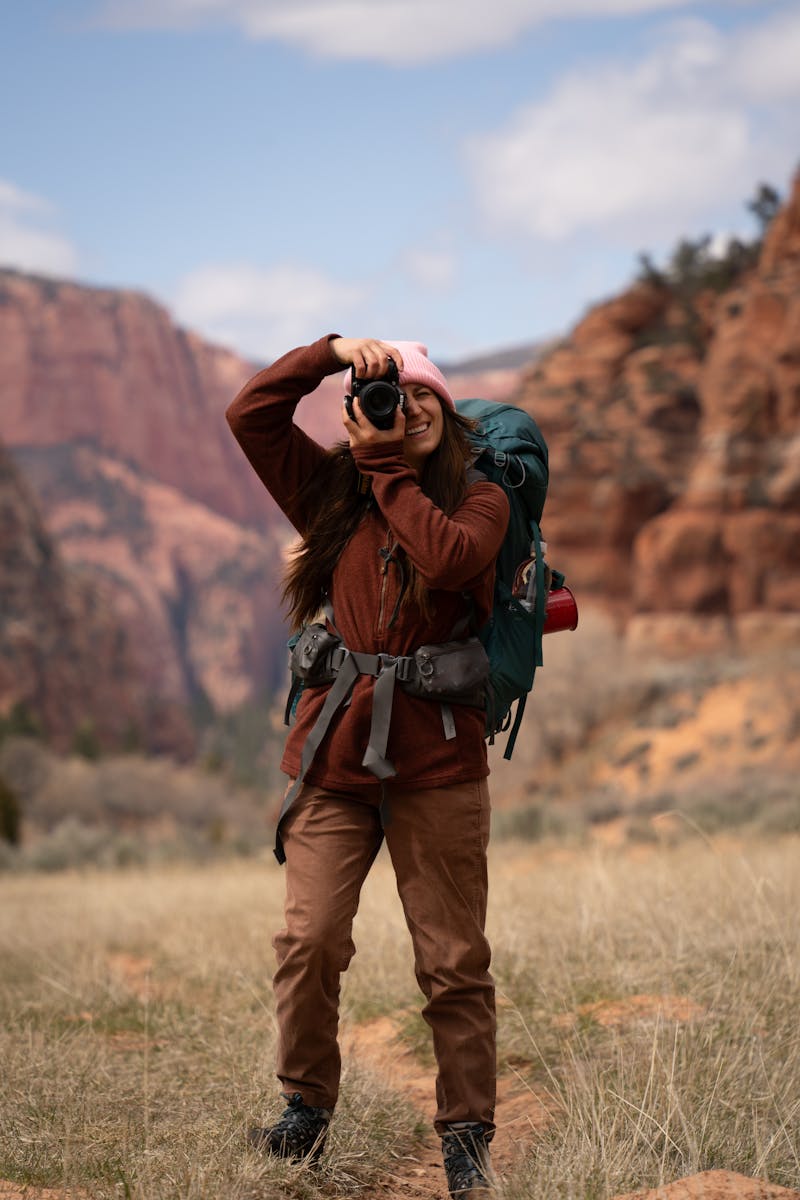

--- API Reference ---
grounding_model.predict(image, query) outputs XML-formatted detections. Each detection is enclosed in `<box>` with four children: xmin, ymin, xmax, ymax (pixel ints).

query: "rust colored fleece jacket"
<box><xmin>226</xmin><ymin>335</ymin><xmax>510</xmax><ymax>791</ymax></box>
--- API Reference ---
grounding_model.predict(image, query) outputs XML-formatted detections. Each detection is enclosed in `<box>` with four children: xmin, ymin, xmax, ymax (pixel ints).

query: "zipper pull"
<box><xmin>378</xmin><ymin>536</ymin><xmax>399</xmax><ymax>576</ymax></box>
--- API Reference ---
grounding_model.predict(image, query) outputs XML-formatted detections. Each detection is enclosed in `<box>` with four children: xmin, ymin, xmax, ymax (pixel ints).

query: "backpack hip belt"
<box><xmin>294</xmin><ymin>637</ymin><xmax>489</xmax><ymax>707</ymax></box>
<box><xmin>274</xmin><ymin>627</ymin><xmax>488</xmax><ymax>864</ymax></box>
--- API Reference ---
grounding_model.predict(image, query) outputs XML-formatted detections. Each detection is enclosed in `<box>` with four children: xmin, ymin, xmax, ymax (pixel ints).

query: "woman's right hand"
<box><xmin>330</xmin><ymin>337</ymin><xmax>404</xmax><ymax>378</ymax></box>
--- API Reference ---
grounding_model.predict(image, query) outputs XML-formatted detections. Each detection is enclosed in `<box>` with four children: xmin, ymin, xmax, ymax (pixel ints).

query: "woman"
<box><xmin>226</xmin><ymin>335</ymin><xmax>509</xmax><ymax>1198</ymax></box>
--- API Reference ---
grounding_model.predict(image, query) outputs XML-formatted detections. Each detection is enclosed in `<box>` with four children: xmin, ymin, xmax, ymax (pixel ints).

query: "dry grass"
<box><xmin>1</xmin><ymin>835</ymin><xmax>799</xmax><ymax>1198</ymax></box>
<box><xmin>487</xmin><ymin>838</ymin><xmax>800</xmax><ymax>1198</ymax></box>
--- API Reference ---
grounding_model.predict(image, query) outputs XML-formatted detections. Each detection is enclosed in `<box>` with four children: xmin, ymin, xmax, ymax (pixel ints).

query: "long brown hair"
<box><xmin>282</xmin><ymin>405</ymin><xmax>478</xmax><ymax>629</ymax></box>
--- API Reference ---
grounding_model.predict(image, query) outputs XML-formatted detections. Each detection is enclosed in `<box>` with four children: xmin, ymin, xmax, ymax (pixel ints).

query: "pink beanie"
<box><xmin>344</xmin><ymin>340</ymin><xmax>454</xmax><ymax>409</ymax></box>
<box><xmin>393</xmin><ymin>341</ymin><xmax>454</xmax><ymax>408</ymax></box>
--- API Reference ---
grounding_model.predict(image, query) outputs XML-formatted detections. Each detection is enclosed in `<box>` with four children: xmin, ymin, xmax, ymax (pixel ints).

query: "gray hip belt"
<box><xmin>274</xmin><ymin>621</ymin><xmax>489</xmax><ymax>864</ymax></box>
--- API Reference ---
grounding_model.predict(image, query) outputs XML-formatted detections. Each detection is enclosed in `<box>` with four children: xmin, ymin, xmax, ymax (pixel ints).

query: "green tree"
<box><xmin>747</xmin><ymin>182</ymin><xmax>781</xmax><ymax>236</ymax></box>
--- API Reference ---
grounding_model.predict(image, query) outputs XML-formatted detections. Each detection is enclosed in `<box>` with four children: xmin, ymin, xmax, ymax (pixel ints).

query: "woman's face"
<box><xmin>402</xmin><ymin>383</ymin><xmax>444</xmax><ymax>469</ymax></box>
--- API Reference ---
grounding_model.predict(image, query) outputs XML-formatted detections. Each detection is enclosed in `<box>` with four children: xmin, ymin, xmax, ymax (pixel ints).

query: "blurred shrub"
<box><xmin>71</xmin><ymin>719</ymin><xmax>102</xmax><ymax>761</ymax></box>
<box><xmin>0</xmin><ymin>701</ymin><xmax>43</xmax><ymax>741</ymax></box>
<box><xmin>492</xmin><ymin>801</ymin><xmax>579</xmax><ymax>843</ymax></box>
<box><xmin>0</xmin><ymin>733</ymin><xmax>273</xmax><ymax>871</ymax></box>
<box><xmin>0</xmin><ymin>775</ymin><xmax>20</xmax><ymax>844</ymax></box>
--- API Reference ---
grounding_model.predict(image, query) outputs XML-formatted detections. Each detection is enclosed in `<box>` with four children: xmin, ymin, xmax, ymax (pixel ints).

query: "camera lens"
<box><xmin>360</xmin><ymin>380</ymin><xmax>400</xmax><ymax>429</ymax></box>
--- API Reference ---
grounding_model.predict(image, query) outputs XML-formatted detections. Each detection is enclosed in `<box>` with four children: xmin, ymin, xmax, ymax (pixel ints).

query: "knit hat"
<box><xmin>344</xmin><ymin>340</ymin><xmax>455</xmax><ymax>409</ymax></box>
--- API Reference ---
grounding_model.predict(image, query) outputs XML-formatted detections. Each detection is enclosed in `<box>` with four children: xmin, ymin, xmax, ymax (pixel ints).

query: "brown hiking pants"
<box><xmin>272</xmin><ymin>778</ymin><xmax>496</xmax><ymax>1134</ymax></box>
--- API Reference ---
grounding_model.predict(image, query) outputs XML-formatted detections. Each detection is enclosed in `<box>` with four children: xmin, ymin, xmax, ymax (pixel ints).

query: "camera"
<box><xmin>345</xmin><ymin>359</ymin><xmax>405</xmax><ymax>430</ymax></box>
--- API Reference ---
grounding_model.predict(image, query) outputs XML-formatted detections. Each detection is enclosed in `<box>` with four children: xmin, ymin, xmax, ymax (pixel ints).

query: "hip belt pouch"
<box><xmin>289</xmin><ymin>622</ymin><xmax>342</xmax><ymax>685</ymax></box>
<box><xmin>403</xmin><ymin>637</ymin><xmax>489</xmax><ymax>708</ymax></box>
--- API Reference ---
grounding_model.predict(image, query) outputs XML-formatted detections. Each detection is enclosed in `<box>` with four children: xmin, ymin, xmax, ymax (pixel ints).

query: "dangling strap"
<box><xmin>360</xmin><ymin>660</ymin><xmax>398</xmax><ymax>780</ymax></box>
<box><xmin>531</xmin><ymin>520</ymin><xmax>546</xmax><ymax>670</ymax></box>
<box><xmin>274</xmin><ymin>652</ymin><xmax>359</xmax><ymax>863</ymax></box>
<box><xmin>504</xmin><ymin>520</ymin><xmax>545</xmax><ymax>761</ymax></box>
<box><xmin>503</xmin><ymin>692</ymin><xmax>528</xmax><ymax>761</ymax></box>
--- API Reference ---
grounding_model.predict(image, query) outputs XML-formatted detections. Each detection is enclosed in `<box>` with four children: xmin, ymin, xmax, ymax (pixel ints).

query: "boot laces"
<box><xmin>267</xmin><ymin>1092</ymin><xmax>329</xmax><ymax>1154</ymax></box>
<box><xmin>442</xmin><ymin>1123</ymin><xmax>492</xmax><ymax>1195</ymax></box>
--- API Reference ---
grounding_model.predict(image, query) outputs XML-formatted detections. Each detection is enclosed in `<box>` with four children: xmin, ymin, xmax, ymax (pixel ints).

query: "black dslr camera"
<box><xmin>344</xmin><ymin>359</ymin><xmax>405</xmax><ymax>430</ymax></box>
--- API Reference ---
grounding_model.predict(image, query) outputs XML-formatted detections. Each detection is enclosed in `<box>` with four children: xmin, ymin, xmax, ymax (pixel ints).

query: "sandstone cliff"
<box><xmin>13</xmin><ymin>442</ymin><xmax>290</xmax><ymax>723</ymax></box>
<box><xmin>0</xmin><ymin>441</ymin><xmax>193</xmax><ymax>753</ymax></box>
<box><xmin>0</xmin><ymin>272</ymin><xmax>273</xmax><ymax>529</ymax></box>
<box><xmin>0</xmin><ymin>273</ymin><xmax>305</xmax><ymax>748</ymax></box>
<box><xmin>516</xmin><ymin>172</ymin><xmax>800</xmax><ymax>655</ymax></box>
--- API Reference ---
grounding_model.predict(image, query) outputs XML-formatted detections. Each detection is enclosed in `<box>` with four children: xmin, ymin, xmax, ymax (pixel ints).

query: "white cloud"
<box><xmin>92</xmin><ymin>0</ymin><xmax>701</xmax><ymax>63</ymax></box>
<box><xmin>404</xmin><ymin>248</ymin><xmax>457</xmax><ymax>291</ymax></box>
<box><xmin>727</xmin><ymin>6</ymin><xmax>800</xmax><ymax>102</ymax></box>
<box><xmin>172</xmin><ymin>261</ymin><xmax>362</xmax><ymax>359</ymax></box>
<box><xmin>0</xmin><ymin>180</ymin><xmax>79</xmax><ymax>276</ymax></box>
<box><xmin>465</xmin><ymin>11</ymin><xmax>800</xmax><ymax>247</ymax></box>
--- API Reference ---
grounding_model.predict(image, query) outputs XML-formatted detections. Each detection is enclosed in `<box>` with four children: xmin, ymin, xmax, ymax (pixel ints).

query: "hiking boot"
<box><xmin>247</xmin><ymin>1091</ymin><xmax>331</xmax><ymax>1163</ymax></box>
<box><xmin>441</xmin><ymin>1122</ymin><xmax>495</xmax><ymax>1197</ymax></box>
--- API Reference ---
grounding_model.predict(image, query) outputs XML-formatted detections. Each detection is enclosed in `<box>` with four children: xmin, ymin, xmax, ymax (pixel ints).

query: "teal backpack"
<box><xmin>457</xmin><ymin>398</ymin><xmax>559</xmax><ymax>759</ymax></box>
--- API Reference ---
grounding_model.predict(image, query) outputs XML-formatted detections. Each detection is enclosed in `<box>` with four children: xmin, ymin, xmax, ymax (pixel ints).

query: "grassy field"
<box><xmin>1</xmin><ymin>834</ymin><xmax>799</xmax><ymax>1199</ymax></box>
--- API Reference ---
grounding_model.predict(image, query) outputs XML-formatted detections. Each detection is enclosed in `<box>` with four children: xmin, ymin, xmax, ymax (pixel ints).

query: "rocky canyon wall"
<box><xmin>515</xmin><ymin>173</ymin><xmax>800</xmax><ymax>655</ymax></box>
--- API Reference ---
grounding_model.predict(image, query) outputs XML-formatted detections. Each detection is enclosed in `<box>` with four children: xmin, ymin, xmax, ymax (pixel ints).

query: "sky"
<box><xmin>1</xmin><ymin>1</ymin><xmax>799</xmax><ymax>364</ymax></box>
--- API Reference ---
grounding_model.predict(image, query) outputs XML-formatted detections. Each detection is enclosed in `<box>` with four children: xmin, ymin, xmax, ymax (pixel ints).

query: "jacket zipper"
<box><xmin>376</xmin><ymin>531</ymin><xmax>396</xmax><ymax>641</ymax></box>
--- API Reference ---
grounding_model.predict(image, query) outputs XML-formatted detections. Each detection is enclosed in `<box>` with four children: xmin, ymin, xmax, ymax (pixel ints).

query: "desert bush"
<box><xmin>0</xmin><ymin>774</ymin><xmax>20</xmax><ymax>844</ymax></box>
<box><xmin>0</xmin><ymin>737</ymin><xmax>274</xmax><ymax>869</ymax></box>
<box><xmin>0</xmin><ymin>701</ymin><xmax>43</xmax><ymax>741</ymax></box>
<box><xmin>71</xmin><ymin>717</ymin><xmax>102</xmax><ymax>761</ymax></box>
<box><xmin>0</xmin><ymin>736</ymin><xmax>55</xmax><ymax>809</ymax></box>
<box><xmin>23</xmin><ymin>817</ymin><xmax>113</xmax><ymax>871</ymax></box>
<box><xmin>491</xmin><ymin>800</ymin><xmax>580</xmax><ymax>842</ymax></box>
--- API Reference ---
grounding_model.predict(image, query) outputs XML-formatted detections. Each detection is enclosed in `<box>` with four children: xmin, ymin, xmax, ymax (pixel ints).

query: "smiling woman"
<box><xmin>225</xmin><ymin>332</ymin><xmax>510</xmax><ymax>1195</ymax></box>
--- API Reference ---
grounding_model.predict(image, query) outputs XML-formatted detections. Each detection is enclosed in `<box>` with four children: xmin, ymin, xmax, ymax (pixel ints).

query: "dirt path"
<box><xmin>343</xmin><ymin>1011</ymin><xmax>800</xmax><ymax>1200</ymax></box>
<box><xmin>343</xmin><ymin>1014</ymin><xmax>551</xmax><ymax>1199</ymax></box>
<box><xmin>614</xmin><ymin>1172</ymin><xmax>800</xmax><ymax>1200</ymax></box>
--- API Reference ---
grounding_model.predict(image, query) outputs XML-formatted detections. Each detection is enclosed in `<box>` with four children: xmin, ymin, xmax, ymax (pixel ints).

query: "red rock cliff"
<box><xmin>0</xmin><ymin>440</ymin><xmax>193</xmax><ymax>753</ymax></box>
<box><xmin>0</xmin><ymin>272</ymin><xmax>273</xmax><ymax>528</ymax></box>
<box><xmin>515</xmin><ymin>173</ymin><xmax>800</xmax><ymax>653</ymax></box>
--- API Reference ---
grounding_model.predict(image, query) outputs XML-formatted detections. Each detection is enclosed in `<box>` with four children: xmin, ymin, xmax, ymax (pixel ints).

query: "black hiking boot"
<box><xmin>441</xmin><ymin>1122</ymin><xmax>495</xmax><ymax>1197</ymax></box>
<box><xmin>247</xmin><ymin>1091</ymin><xmax>331</xmax><ymax>1163</ymax></box>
